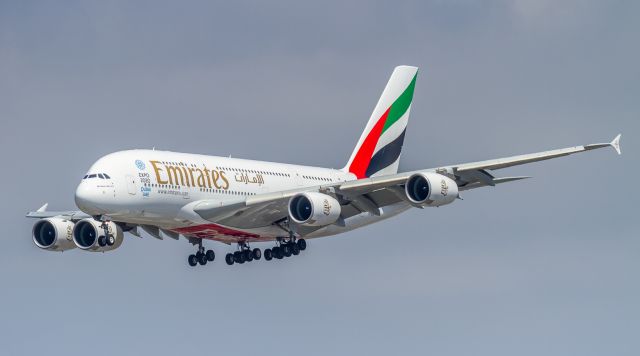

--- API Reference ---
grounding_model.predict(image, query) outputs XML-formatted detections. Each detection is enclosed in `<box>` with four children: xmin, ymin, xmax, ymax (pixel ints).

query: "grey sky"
<box><xmin>1</xmin><ymin>1</ymin><xmax>638</xmax><ymax>355</ymax></box>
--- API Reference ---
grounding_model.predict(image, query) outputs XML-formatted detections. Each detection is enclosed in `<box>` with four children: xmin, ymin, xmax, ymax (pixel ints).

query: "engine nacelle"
<box><xmin>288</xmin><ymin>192</ymin><xmax>341</xmax><ymax>226</ymax></box>
<box><xmin>72</xmin><ymin>218</ymin><xmax>124</xmax><ymax>252</ymax></box>
<box><xmin>405</xmin><ymin>172</ymin><xmax>458</xmax><ymax>207</ymax></box>
<box><xmin>32</xmin><ymin>218</ymin><xmax>77</xmax><ymax>251</ymax></box>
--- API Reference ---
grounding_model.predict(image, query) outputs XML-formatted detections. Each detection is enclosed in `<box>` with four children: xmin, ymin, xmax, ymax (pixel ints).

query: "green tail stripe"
<box><xmin>382</xmin><ymin>73</ymin><xmax>417</xmax><ymax>134</ymax></box>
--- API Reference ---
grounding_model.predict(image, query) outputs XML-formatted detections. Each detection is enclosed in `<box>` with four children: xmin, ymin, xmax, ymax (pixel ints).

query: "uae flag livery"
<box><xmin>344</xmin><ymin>66</ymin><xmax>418</xmax><ymax>179</ymax></box>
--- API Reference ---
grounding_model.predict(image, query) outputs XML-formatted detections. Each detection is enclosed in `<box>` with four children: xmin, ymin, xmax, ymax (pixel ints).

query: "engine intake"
<box><xmin>32</xmin><ymin>218</ymin><xmax>77</xmax><ymax>251</ymax></box>
<box><xmin>405</xmin><ymin>172</ymin><xmax>458</xmax><ymax>207</ymax></box>
<box><xmin>288</xmin><ymin>192</ymin><xmax>341</xmax><ymax>226</ymax></box>
<box><xmin>72</xmin><ymin>218</ymin><xmax>124</xmax><ymax>252</ymax></box>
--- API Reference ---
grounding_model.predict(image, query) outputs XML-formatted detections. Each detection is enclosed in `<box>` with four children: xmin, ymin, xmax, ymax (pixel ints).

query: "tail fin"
<box><xmin>343</xmin><ymin>65</ymin><xmax>418</xmax><ymax>179</ymax></box>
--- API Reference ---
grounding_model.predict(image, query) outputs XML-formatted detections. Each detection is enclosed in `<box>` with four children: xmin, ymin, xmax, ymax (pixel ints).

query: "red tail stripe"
<box><xmin>348</xmin><ymin>108</ymin><xmax>390</xmax><ymax>179</ymax></box>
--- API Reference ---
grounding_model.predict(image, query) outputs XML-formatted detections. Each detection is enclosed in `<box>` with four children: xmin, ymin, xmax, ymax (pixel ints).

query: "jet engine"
<box><xmin>72</xmin><ymin>218</ymin><xmax>124</xmax><ymax>252</ymax></box>
<box><xmin>288</xmin><ymin>192</ymin><xmax>341</xmax><ymax>226</ymax></box>
<box><xmin>32</xmin><ymin>218</ymin><xmax>77</xmax><ymax>251</ymax></box>
<box><xmin>405</xmin><ymin>172</ymin><xmax>458</xmax><ymax>207</ymax></box>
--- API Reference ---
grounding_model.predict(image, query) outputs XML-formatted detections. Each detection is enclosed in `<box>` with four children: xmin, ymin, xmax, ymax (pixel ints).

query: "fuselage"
<box><xmin>75</xmin><ymin>150</ymin><xmax>409</xmax><ymax>243</ymax></box>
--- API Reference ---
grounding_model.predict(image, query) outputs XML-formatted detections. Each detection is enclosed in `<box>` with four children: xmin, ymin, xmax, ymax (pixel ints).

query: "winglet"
<box><xmin>36</xmin><ymin>203</ymin><xmax>48</xmax><ymax>213</ymax></box>
<box><xmin>610</xmin><ymin>134</ymin><xmax>622</xmax><ymax>155</ymax></box>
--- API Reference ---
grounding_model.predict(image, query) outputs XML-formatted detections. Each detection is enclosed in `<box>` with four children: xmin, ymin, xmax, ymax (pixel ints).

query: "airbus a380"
<box><xmin>27</xmin><ymin>66</ymin><xmax>622</xmax><ymax>267</ymax></box>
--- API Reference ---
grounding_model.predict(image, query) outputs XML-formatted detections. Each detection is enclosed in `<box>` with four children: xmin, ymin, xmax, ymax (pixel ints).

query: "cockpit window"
<box><xmin>84</xmin><ymin>173</ymin><xmax>111</xmax><ymax>179</ymax></box>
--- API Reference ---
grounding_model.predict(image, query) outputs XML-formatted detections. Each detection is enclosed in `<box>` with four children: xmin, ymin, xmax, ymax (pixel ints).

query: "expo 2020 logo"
<box><xmin>135</xmin><ymin>160</ymin><xmax>146</xmax><ymax>170</ymax></box>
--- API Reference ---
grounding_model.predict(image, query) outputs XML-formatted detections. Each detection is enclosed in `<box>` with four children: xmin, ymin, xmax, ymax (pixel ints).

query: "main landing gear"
<box><xmin>225</xmin><ymin>242</ymin><xmax>262</xmax><ymax>266</ymax></box>
<box><xmin>263</xmin><ymin>238</ymin><xmax>306</xmax><ymax>261</ymax></box>
<box><xmin>188</xmin><ymin>241</ymin><xmax>215</xmax><ymax>267</ymax></box>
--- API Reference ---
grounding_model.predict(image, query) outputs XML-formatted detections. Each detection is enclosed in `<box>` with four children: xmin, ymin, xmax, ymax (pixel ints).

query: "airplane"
<box><xmin>26</xmin><ymin>65</ymin><xmax>622</xmax><ymax>267</ymax></box>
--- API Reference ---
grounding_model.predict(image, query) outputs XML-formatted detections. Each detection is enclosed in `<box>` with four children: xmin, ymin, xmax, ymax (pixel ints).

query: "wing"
<box><xmin>25</xmin><ymin>203</ymin><xmax>91</xmax><ymax>221</ymax></box>
<box><xmin>194</xmin><ymin>134</ymin><xmax>622</xmax><ymax>230</ymax></box>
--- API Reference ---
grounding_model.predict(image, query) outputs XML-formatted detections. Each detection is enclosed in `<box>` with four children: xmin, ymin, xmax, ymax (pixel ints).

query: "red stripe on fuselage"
<box><xmin>348</xmin><ymin>108</ymin><xmax>390</xmax><ymax>179</ymax></box>
<box><xmin>171</xmin><ymin>224</ymin><xmax>260</xmax><ymax>240</ymax></box>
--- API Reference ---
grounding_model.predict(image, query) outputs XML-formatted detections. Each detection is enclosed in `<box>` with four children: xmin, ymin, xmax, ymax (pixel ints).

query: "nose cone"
<box><xmin>75</xmin><ymin>182</ymin><xmax>99</xmax><ymax>215</ymax></box>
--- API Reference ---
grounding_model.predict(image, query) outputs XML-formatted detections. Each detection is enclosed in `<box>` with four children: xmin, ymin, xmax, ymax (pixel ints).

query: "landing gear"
<box><xmin>262</xmin><ymin>237</ymin><xmax>307</xmax><ymax>262</ymax></box>
<box><xmin>225</xmin><ymin>242</ymin><xmax>263</xmax><ymax>266</ymax></box>
<box><xmin>98</xmin><ymin>216</ymin><xmax>115</xmax><ymax>247</ymax></box>
<box><xmin>187</xmin><ymin>240</ymin><xmax>215</xmax><ymax>267</ymax></box>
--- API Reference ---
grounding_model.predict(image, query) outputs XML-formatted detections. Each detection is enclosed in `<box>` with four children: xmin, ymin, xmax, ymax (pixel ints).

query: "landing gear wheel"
<box><xmin>244</xmin><ymin>250</ymin><xmax>253</xmax><ymax>262</ymax></box>
<box><xmin>225</xmin><ymin>253</ymin><xmax>234</xmax><ymax>265</ymax></box>
<box><xmin>188</xmin><ymin>254</ymin><xmax>198</xmax><ymax>267</ymax></box>
<box><xmin>234</xmin><ymin>251</ymin><xmax>244</xmax><ymax>264</ymax></box>
<box><xmin>252</xmin><ymin>248</ymin><xmax>262</xmax><ymax>260</ymax></box>
<box><xmin>264</xmin><ymin>249</ymin><xmax>272</xmax><ymax>261</ymax></box>
<box><xmin>296</xmin><ymin>239</ymin><xmax>306</xmax><ymax>251</ymax></box>
<box><xmin>291</xmin><ymin>243</ymin><xmax>300</xmax><ymax>255</ymax></box>
<box><xmin>282</xmin><ymin>244</ymin><xmax>292</xmax><ymax>257</ymax></box>
<box><xmin>98</xmin><ymin>236</ymin><xmax>107</xmax><ymax>247</ymax></box>
<box><xmin>198</xmin><ymin>253</ymin><xmax>207</xmax><ymax>265</ymax></box>
<box><xmin>206</xmin><ymin>250</ymin><xmax>215</xmax><ymax>262</ymax></box>
<box><xmin>106</xmin><ymin>235</ymin><xmax>115</xmax><ymax>246</ymax></box>
<box><xmin>273</xmin><ymin>246</ymin><xmax>283</xmax><ymax>259</ymax></box>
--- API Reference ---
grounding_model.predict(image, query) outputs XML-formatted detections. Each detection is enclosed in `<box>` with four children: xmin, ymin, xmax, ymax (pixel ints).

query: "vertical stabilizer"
<box><xmin>344</xmin><ymin>66</ymin><xmax>418</xmax><ymax>179</ymax></box>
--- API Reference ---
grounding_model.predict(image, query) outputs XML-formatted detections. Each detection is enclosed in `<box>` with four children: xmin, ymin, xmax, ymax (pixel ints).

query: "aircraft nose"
<box><xmin>75</xmin><ymin>182</ymin><xmax>98</xmax><ymax>214</ymax></box>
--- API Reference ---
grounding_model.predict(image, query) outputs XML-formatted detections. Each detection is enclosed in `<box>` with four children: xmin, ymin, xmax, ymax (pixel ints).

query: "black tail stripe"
<box><xmin>365</xmin><ymin>129</ymin><xmax>406</xmax><ymax>177</ymax></box>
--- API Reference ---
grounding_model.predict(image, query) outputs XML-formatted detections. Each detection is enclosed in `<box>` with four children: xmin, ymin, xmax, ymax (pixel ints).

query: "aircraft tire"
<box><xmin>234</xmin><ymin>251</ymin><xmax>244</xmax><ymax>264</ymax></box>
<box><xmin>291</xmin><ymin>244</ymin><xmax>300</xmax><ymax>255</ymax></box>
<box><xmin>243</xmin><ymin>250</ymin><xmax>253</xmax><ymax>262</ymax></box>
<box><xmin>206</xmin><ymin>250</ymin><xmax>215</xmax><ymax>262</ymax></box>
<box><xmin>282</xmin><ymin>244</ymin><xmax>292</xmax><ymax>257</ymax></box>
<box><xmin>188</xmin><ymin>254</ymin><xmax>198</xmax><ymax>267</ymax></box>
<box><xmin>264</xmin><ymin>249</ymin><xmax>272</xmax><ymax>261</ymax></box>
<box><xmin>252</xmin><ymin>248</ymin><xmax>262</xmax><ymax>260</ymax></box>
<box><xmin>198</xmin><ymin>253</ymin><xmax>207</xmax><ymax>265</ymax></box>
<box><xmin>297</xmin><ymin>239</ymin><xmax>306</xmax><ymax>251</ymax></box>
<box><xmin>225</xmin><ymin>253</ymin><xmax>234</xmax><ymax>265</ymax></box>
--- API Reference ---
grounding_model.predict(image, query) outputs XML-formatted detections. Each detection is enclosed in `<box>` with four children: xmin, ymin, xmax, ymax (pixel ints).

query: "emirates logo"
<box><xmin>322</xmin><ymin>199</ymin><xmax>331</xmax><ymax>215</ymax></box>
<box><xmin>440</xmin><ymin>179</ymin><xmax>449</xmax><ymax>196</ymax></box>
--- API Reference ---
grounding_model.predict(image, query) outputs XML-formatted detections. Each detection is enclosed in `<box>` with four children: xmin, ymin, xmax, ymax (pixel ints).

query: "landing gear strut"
<box><xmin>188</xmin><ymin>240</ymin><xmax>215</xmax><ymax>267</ymax></box>
<box><xmin>225</xmin><ymin>242</ymin><xmax>261</xmax><ymax>266</ymax></box>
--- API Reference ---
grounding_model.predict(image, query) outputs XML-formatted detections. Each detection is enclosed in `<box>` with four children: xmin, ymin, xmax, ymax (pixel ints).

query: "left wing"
<box><xmin>25</xmin><ymin>203</ymin><xmax>90</xmax><ymax>220</ymax></box>
<box><xmin>194</xmin><ymin>134</ymin><xmax>622</xmax><ymax>229</ymax></box>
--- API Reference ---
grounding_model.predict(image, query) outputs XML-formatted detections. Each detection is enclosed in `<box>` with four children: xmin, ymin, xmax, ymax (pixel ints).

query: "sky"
<box><xmin>0</xmin><ymin>1</ymin><xmax>638</xmax><ymax>355</ymax></box>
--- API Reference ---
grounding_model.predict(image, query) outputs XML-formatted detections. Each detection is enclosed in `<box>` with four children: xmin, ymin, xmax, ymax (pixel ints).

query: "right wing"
<box><xmin>193</xmin><ymin>134</ymin><xmax>621</xmax><ymax>231</ymax></box>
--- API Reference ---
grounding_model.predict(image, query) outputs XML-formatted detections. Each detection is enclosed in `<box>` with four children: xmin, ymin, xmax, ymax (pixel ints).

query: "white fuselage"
<box><xmin>75</xmin><ymin>150</ymin><xmax>409</xmax><ymax>244</ymax></box>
